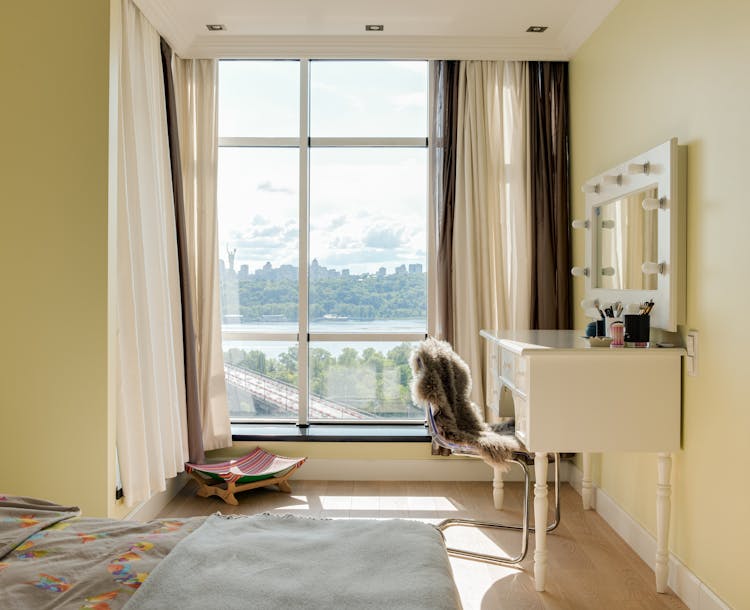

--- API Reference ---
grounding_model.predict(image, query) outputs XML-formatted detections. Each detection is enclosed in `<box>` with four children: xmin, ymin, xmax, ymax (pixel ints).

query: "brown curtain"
<box><xmin>528</xmin><ymin>62</ymin><xmax>572</xmax><ymax>329</ymax></box>
<box><xmin>160</xmin><ymin>38</ymin><xmax>205</xmax><ymax>464</ymax></box>
<box><xmin>432</xmin><ymin>60</ymin><xmax>460</xmax><ymax>346</ymax></box>
<box><xmin>429</xmin><ymin>60</ymin><xmax>460</xmax><ymax>456</ymax></box>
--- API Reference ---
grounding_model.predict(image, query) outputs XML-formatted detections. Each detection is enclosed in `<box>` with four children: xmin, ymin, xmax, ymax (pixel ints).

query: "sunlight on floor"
<box><xmin>319</xmin><ymin>495</ymin><xmax>459</xmax><ymax>511</ymax></box>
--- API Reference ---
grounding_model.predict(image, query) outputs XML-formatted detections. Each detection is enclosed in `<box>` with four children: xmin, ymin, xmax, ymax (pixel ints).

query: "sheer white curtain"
<box><xmin>452</xmin><ymin>61</ymin><xmax>531</xmax><ymax>410</ymax></box>
<box><xmin>172</xmin><ymin>58</ymin><xmax>232</xmax><ymax>451</ymax></box>
<box><xmin>115</xmin><ymin>0</ymin><xmax>188</xmax><ymax>506</ymax></box>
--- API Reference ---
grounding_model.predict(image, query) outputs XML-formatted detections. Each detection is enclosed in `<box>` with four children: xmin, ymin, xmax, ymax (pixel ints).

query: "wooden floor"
<box><xmin>159</xmin><ymin>479</ymin><xmax>687</xmax><ymax>610</ymax></box>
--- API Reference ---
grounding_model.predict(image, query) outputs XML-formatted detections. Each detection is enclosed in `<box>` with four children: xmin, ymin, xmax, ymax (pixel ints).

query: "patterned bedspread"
<box><xmin>0</xmin><ymin>494</ymin><xmax>204</xmax><ymax>609</ymax></box>
<box><xmin>1</xmin><ymin>494</ymin><xmax>462</xmax><ymax>610</ymax></box>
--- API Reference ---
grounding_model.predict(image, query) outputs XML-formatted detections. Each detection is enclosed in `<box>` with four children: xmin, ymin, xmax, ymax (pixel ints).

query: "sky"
<box><xmin>216</xmin><ymin>60</ymin><xmax>429</xmax><ymax>276</ymax></box>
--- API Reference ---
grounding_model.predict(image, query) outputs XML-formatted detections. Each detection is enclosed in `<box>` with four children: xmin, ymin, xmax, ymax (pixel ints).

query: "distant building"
<box><xmin>239</xmin><ymin>264</ymin><xmax>249</xmax><ymax>280</ymax></box>
<box><xmin>395</xmin><ymin>264</ymin><xmax>406</xmax><ymax>274</ymax></box>
<box><xmin>377</xmin><ymin>267</ymin><xmax>386</xmax><ymax>277</ymax></box>
<box><xmin>408</xmin><ymin>263</ymin><xmax>423</xmax><ymax>274</ymax></box>
<box><xmin>278</xmin><ymin>264</ymin><xmax>296</xmax><ymax>280</ymax></box>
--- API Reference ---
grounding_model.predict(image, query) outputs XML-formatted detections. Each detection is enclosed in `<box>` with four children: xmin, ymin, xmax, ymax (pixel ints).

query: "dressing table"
<box><xmin>483</xmin><ymin>139</ymin><xmax>686</xmax><ymax>593</ymax></box>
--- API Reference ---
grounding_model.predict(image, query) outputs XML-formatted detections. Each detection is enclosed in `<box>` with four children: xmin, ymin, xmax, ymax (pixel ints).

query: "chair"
<box><xmin>426</xmin><ymin>404</ymin><xmax>560</xmax><ymax>566</ymax></box>
<box><xmin>185</xmin><ymin>447</ymin><xmax>306</xmax><ymax>506</ymax></box>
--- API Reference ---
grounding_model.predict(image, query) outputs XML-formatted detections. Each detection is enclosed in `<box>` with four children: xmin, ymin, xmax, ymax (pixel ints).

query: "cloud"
<box><xmin>328</xmin><ymin>215</ymin><xmax>346</xmax><ymax>230</ymax></box>
<box><xmin>363</xmin><ymin>225</ymin><xmax>406</xmax><ymax>249</ymax></box>
<box><xmin>329</xmin><ymin>235</ymin><xmax>359</xmax><ymax>249</ymax></box>
<box><xmin>257</xmin><ymin>180</ymin><xmax>294</xmax><ymax>195</ymax></box>
<box><xmin>254</xmin><ymin>225</ymin><xmax>284</xmax><ymax>238</ymax></box>
<box><xmin>324</xmin><ymin>250</ymin><xmax>403</xmax><ymax>267</ymax></box>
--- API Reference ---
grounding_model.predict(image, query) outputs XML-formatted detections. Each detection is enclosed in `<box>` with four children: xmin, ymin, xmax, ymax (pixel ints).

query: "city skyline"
<box><xmin>219</xmin><ymin>256</ymin><xmax>424</xmax><ymax>278</ymax></box>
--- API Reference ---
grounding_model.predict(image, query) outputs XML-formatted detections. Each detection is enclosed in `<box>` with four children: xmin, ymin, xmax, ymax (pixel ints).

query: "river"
<box><xmin>222</xmin><ymin>318</ymin><xmax>426</xmax><ymax>357</ymax></box>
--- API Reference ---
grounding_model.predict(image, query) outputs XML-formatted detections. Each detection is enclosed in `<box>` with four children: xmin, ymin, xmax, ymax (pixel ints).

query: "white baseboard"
<box><xmin>291</xmin><ymin>457</ymin><xmax>570</xmax><ymax>482</ymax></box>
<box><xmin>567</xmin><ymin>464</ymin><xmax>729</xmax><ymax>610</ymax></box>
<box><xmin>294</xmin><ymin>458</ymin><xmax>498</xmax><ymax>481</ymax></box>
<box><xmin>119</xmin><ymin>457</ymin><xmax>566</xmax><ymax>512</ymax></box>
<box><xmin>124</xmin><ymin>472</ymin><xmax>188</xmax><ymax>522</ymax></box>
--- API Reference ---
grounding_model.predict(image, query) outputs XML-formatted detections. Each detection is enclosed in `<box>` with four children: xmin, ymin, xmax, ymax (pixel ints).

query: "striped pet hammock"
<box><xmin>186</xmin><ymin>447</ymin><xmax>306</xmax><ymax>506</ymax></box>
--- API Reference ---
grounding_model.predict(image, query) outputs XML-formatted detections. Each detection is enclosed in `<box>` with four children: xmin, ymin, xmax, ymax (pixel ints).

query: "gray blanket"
<box><xmin>124</xmin><ymin>513</ymin><xmax>462</xmax><ymax>610</ymax></box>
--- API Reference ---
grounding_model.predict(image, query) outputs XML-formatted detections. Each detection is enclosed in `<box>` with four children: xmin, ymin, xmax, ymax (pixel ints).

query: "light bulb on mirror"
<box><xmin>571</xmin><ymin>219</ymin><xmax>589</xmax><ymax>229</ymax></box>
<box><xmin>642</xmin><ymin>197</ymin><xmax>667</xmax><ymax>211</ymax></box>
<box><xmin>601</xmin><ymin>267</ymin><xmax>616</xmax><ymax>276</ymax></box>
<box><xmin>601</xmin><ymin>220</ymin><xmax>615</xmax><ymax>229</ymax></box>
<box><xmin>627</xmin><ymin>161</ymin><xmax>650</xmax><ymax>175</ymax></box>
<box><xmin>602</xmin><ymin>174</ymin><xmax>622</xmax><ymax>186</ymax></box>
<box><xmin>581</xmin><ymin>183</ymin><xmax>600</xmax><ymax>194</ymax></box>
<box><xmin>642</xmin><ymin>261</ymin><xmax>666</xmax><ymax>275</ymax></box>
<box><xmin>571</xmin><ymin>267</ymin><xmax>589</xmax><ymax>277</ymax></box>
<box><xmin>580</xmin><ymin>298</ymin><xmax>599</xmax><ymax>309</ymax></box>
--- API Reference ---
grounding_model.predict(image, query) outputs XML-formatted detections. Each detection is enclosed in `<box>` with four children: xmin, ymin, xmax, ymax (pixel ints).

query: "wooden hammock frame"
<box><xmin>188</xmin><ymin>466</ymin><xmax>300</xmax><ymax>506</ymax></box>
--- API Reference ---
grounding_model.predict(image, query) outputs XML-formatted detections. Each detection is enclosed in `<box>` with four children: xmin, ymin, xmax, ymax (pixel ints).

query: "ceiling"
<box><xmin>133</xmin><ymin>0</ymin><xmax>621</xmax><ymax>59</ymax></box>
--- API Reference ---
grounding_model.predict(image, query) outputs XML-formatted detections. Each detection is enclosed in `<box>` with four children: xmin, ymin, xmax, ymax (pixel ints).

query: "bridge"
<box><xmin>224</xmin><ymin>363</ymin><xmax>374</xmax><ymax>420</ymax></box>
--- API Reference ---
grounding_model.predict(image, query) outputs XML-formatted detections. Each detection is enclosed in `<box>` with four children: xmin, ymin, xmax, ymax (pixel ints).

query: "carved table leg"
<box><xmin>655</xmin><ymin>452</ymin><xmax>672</xmax><ymax>593</ymax></box>
<box><xmin>534</xmin><ymin>452</ymin><xmax>549</xmax><ymax>592</ymax></box>
<box><xmin>582</xmin><ymin>452</ymin><xmax>593</xmax><ymax>510</ymax></box>
<box><xmin>492</xmin><ymin>465</ymin><xmax>505</xmax><ymax>510</ymax></box>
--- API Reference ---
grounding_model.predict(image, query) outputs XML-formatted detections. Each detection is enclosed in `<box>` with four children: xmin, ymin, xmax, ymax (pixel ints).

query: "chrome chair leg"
<box><xmin>438</xmin><ymin>453</ymin><xmax>561</xmax><ymax>566</ymax></box>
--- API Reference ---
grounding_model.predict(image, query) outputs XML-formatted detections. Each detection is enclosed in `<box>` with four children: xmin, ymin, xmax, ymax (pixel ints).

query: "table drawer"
<box><xmin>500</xmin><ymin>348</ymin><xmax>528</xmax><ymax>394</ymax></box>
<box><xmin>512</xmin><ymin>392</ymin><xmax>529</xmax><ymax>445</ymax></box>
<box><xmin>486</xmin><ymin>344</ymin><xmax>501</xmax><ymax>414</ymax></box>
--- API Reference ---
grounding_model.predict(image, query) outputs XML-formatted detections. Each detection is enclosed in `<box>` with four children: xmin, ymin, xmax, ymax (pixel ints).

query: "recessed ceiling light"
<box><xmin>206</xmin><ymin>24</ymin><xmax>226</xmax><ymax>32</ymax></box>
<box><xmin>526</xmin><ymin>26</ymin><xmax>548</xmax><ymax>33</ymax></box>
<box><xmin>365</xmin><ymin>24</ymin><xmax>384</xmax><ymax>32</ymax></box>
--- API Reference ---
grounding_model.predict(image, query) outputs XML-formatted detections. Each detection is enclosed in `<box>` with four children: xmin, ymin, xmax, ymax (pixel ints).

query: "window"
<box><xmin>218</xmin><ymin>60</ymin><xmax>429</xmax><ymax>425</ymax></box>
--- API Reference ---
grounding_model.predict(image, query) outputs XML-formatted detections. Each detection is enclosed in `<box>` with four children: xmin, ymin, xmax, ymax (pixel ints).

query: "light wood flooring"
<box><xmin>159</xmin><ymin>479</ymin><xmax>687</xmax><ymax>610</ymax></box>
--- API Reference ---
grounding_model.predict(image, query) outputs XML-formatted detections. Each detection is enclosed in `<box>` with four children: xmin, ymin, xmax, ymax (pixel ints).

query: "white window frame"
<box><xmin>219</xmin><ymin>58</ymin><xmax>433</xmax><ymax>426</ymax></box>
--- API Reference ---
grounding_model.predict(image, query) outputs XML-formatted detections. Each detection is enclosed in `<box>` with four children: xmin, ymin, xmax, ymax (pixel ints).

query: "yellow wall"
<box><xmin>570</xmin><ymin>1</ymin><xmax>750</xmax><ymax>606</ymax></box>
<box><xmin>0</xmin><ymin>1</ymin><xmax>112</xmax><ymax>516</ymax></box>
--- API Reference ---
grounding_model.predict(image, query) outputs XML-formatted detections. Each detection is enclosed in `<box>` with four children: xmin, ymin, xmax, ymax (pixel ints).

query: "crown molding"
<box><xmin>131</xmin><ymin>0</ymin><xmax>193</xmax><ymax>53</ymax></box>
<box><xmin>179</xmin><ymin>34</ymin><xmax>571</xmax><ymax>60</ymax></box>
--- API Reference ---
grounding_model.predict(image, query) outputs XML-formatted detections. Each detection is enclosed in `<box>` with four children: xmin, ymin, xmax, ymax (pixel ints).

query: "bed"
<box><xmin>0</xmin><ymin>494</ymin><xmax>462</xmax><ymax>609</ymax></box>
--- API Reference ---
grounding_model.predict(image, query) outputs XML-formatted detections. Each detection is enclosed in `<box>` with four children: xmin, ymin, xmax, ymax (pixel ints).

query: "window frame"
<box><xmin>219</xmin><ymin>58</ymin><xmax>433</xmax><ymax>427</ymax></box>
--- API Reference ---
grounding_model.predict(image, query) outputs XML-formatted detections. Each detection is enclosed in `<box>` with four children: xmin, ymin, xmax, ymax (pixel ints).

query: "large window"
<box><xmin>218</xmin><ymin>60</ymin><xmax>429</xmax><ymax>424</ymax></box>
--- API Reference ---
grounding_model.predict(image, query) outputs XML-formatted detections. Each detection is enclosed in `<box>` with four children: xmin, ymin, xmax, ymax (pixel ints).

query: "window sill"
<box><xmin>231</xmin><ymin>423</ymin><xmax>431</xmax><ymax>443</ymax></box>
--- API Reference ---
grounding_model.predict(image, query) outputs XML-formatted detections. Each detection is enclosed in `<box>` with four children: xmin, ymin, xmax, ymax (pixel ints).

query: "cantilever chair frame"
<box><xmin>427</xmin><ymin>404</ymin><xmax>560</xmax><ymax>566</ymax></box>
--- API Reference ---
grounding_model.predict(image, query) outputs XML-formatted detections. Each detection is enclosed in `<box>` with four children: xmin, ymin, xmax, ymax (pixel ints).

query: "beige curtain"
<box><xmin>452</xmin><ymin>61</ymin><xmax>531</xmax><ymax>411</ymax></box>
<box><xmin>173</xmin><ymin>58</ymin><xmax>232</xmax><ymax>451</ymax></box>
<box><xmin>116</xmin><ymin>0</ymin><xmax>188</xmax><ymax>506</ymax></box>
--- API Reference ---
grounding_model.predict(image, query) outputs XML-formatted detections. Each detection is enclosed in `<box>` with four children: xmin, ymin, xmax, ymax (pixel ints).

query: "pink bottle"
<box><xmin>610</xmin><ymin>321</ymin><xmax>624</xmax><ymax>347</ymax></box>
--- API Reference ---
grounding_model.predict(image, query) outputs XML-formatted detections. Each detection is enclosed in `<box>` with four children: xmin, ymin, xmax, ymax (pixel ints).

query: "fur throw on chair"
<box><xmin>409</xmin><ymin>337</ymin><xmax>519</xmax><ymax>469</ymax></box>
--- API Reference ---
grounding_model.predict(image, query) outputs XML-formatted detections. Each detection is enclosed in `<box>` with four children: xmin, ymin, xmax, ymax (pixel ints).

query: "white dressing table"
<box><xmin>481</xmin><ymin>329</ymin><xmax>684</xmax><ymax>593</ymax></box>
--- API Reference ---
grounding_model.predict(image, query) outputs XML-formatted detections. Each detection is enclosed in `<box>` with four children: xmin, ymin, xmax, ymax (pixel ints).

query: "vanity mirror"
<box><xmin>594</xmin><ymin>186</ymin><xmax>658</xmax><ymax>291</ymax></box>
<box><xmin>573</xmin><ymin>138</ymin><xmax>686</xmax><ymax>331</ymax></box>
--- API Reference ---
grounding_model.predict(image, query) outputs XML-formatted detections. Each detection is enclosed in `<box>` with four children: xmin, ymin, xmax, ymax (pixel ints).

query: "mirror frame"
<box><xmin>579</xmin><ymin>138</ymin><xmax>686</xmax><ymax>332</ymax></box>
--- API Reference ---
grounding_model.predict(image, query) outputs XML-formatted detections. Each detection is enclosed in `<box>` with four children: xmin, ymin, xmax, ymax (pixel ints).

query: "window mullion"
<box><xmin>218</xmin><ymin>137</ymin><xmax>299</xmax><ymax>147</ymax></box>
<box><xmin>427</xmin><ymin>60</ymin><xmax>436</xmax><ymax>337</ymax></box>
<box><xmin>297</xmin><ymin>59</ymin><xmax>310</xmax><ymax>428</ymax></box>
<box><xmin>309</xmin><ymin>137</ymin><xmax>427</xmax><ymax>148</ymax></box>
<box><xmin>309</xmin><ymin>333</ymin><xmax>427</xmax><ymax>343</ymax></box>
